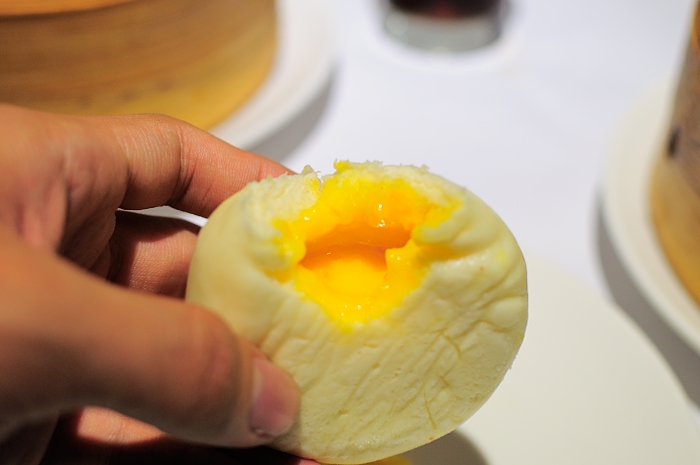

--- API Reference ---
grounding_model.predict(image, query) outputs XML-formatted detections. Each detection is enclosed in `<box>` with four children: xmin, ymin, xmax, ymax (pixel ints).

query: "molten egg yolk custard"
<box><xmin>274</xmin><ymin>171</ymin><xmax>456</xmax><ymax>326</ymax></box>
<box><xmin>186</xmin><ymin>161</ymin><xmax>527</xmax><ymax>464</ymax></box>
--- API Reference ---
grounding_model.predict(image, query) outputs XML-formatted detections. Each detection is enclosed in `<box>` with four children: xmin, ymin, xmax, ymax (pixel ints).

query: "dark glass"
<box><xmin>382</xmin><ymin>0</ymin><xmax>506</xmax><ymax>52</ymax></box>
<box><xmin>390</xmin><ymin>0</ymin><xmax>500</xmax><ymax>18</ymax></box>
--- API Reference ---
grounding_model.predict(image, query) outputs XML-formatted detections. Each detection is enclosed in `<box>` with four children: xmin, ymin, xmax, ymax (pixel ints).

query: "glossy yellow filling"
<box><xmin>275</xmin><ymin>163</ymin><xmax>455</xmax><ymax>325</ymax></box>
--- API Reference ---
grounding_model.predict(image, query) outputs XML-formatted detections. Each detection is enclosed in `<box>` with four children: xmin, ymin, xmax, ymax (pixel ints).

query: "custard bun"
<box><xmin>186</xmin><ymin>161</ymin><xmax>528</xmax><ymax>464</ymax></box>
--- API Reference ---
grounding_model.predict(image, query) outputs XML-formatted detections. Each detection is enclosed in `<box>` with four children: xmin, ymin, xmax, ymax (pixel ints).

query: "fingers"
<box><xmin>42</xmin><ymin>411</ymin><xmax>317</xmax><ymax>465</ymax></box>
<box><xmin>0</xmin><ymin>105</ymin><xmax>292</xmax><ymax>252</ymax></box>
<box><xmin>0</xmin><ymin>230</ymin><xmax>298</xmax><ymax>448</ymax></box>
<box><xmin>97</xmin><ymin>211</ymin><xmax>201</xmax><ymax>297</ymax></box>
<box><xmin>71</xmin><ymin>408</ymin><xmax>164</xmax><ymax>444</ymax></box>
<box><xmin>67</xmin><ymin>110</ymin><xmax>293</xmax><ymax>216</ymax></box>
<box><xmin>42</xmin><ymin>411</ymin><xmax>245</xmax><ymax>465</ymax></box>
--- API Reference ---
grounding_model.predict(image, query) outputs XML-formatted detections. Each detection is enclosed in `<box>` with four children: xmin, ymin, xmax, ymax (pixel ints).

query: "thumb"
<box><xmin>82</xmin><ymin>294</ymin><xmax>299</xmax><ymax>447</ymax></box>
<box><xmin>0</xmin><ymin>229</ymin><xmax>298</xmax><ymax>447</ymax></box>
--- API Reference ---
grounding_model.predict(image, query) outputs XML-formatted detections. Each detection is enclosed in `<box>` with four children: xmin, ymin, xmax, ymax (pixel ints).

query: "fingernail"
<box><xmin>250</xmin><ymin>357</ymin><xmax>298</xmax><ymax>439</ymax></box>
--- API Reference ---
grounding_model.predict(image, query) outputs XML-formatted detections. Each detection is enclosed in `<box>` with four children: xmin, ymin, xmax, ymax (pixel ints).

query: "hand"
<box><xmin>0</xmin><ymin>105</ymin><xmax>314</xmax><ymax>464</ymax></box>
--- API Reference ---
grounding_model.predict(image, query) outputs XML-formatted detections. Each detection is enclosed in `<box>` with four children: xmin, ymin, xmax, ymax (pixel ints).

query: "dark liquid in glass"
<box><xmin>390</xmin><ymin>0</ymin><xmax>500</xmax><ymax>18</ymax></box>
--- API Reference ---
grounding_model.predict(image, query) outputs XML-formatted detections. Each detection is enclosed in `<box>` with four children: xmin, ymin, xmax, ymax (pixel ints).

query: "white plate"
<box><xmin>403</xmin><ymin>252</ymin><xmax>700</xmax><ymax>464</ymax></box>
<box><xmin>210</xmin><ymin>0</ymin><xmax>335</xmax><ymax>149</ymax></box>
<box><xmin>601</xmin><ymin>82</ymin><xmax>700</xmax><ymax>357</ymax></box>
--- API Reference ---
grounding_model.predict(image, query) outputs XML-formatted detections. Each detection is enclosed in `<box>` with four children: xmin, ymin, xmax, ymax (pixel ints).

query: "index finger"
<box><xmin>103</xmin><ymin>113</ymin><xmax>293</xmax><ymax>216</ymax></box>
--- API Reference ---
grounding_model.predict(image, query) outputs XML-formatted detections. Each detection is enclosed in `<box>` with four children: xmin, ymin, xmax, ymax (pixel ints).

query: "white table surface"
<box><xmin>246</xmin><ymin>0</ymin><xmax>700</xmax><ymax>430</ymax></box>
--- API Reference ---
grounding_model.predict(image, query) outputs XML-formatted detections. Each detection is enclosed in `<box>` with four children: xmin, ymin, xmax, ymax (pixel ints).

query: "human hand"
<box><xmin>0</xmin><ymin>105</ymin><xmax>315</xmax><ymax>464</ymax></box>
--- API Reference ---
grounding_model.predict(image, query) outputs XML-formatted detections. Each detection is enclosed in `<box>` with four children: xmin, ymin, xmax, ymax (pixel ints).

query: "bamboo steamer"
<box><xmin>0</xmin><ymin>0</ymin><xmax>276</xmax><ymax>128</ymax></box>
<box><xmin>651</xmin><ymin>4</ymin><xmax>700</xmax><ymax>305</ymax></box>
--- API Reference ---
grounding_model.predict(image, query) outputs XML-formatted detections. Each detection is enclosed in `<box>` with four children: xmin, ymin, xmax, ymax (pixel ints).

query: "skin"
<box><xmin>0</xmin><ymin>105</ymin><xmax>317</xmax><ymax>465</ymax></box>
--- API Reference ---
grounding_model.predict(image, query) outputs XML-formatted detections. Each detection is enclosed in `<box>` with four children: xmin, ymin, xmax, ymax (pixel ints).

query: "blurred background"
<box><xmin>3</xmin><ymin>0</ymin><xmax>700</xmax><ymax>461</ymax></box>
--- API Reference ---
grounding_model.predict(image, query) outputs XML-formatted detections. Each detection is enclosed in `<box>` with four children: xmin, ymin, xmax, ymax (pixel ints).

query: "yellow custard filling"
<box><xmin>274</xmin><ymin>162</ymin><xmax>457</xmax><ymax>325</ymax></box>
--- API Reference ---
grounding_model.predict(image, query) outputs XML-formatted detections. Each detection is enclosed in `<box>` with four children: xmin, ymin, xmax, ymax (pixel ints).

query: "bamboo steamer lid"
<box><xmin>0</xmin><ymin>0</ymin><xmax>136</xmax><ymax>15</ymax></box>
<box><xmin>0</xmin><ymin>0</ymin><xmax>276</xmax><ymax>129</ymax></box>
<box><xmin>651</xmin><ymin>4</ymin><xmax>700</xmax><ymax>305</ymax></box>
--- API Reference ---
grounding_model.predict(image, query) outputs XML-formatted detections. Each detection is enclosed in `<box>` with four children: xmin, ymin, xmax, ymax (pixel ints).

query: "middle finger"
<box><xmin>100</xmin><ymin>211</ymin><xmax>200</xmax><ymax>298</ymax></box>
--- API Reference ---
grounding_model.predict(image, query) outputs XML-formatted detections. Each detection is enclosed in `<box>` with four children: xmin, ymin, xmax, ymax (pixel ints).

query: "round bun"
<box><xmin>187</xmin><ymin>162</ymin><xmax>528</xmax><ymax>464</ymax></box>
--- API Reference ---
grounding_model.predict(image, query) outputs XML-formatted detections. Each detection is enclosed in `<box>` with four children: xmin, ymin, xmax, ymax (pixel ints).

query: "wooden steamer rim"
<box><xmin>0</xmin><ymin>0</ymin><xmax>137</xmax><ymax>15</ymax></box>
<box><xmin>0</xmin><ymin>0</ymin><xmax>277</xmax><ymax>129</ymax></box>
<box><xmin>650</xmin><ymin>3</ymin><xmax>700</xmax><ymax>306</ymax></box>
